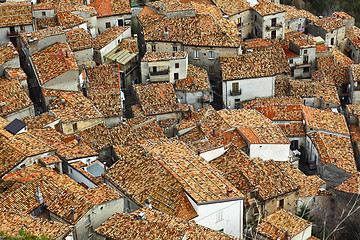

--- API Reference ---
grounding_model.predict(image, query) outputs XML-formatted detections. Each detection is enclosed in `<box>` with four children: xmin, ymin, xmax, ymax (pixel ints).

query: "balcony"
<box><xmin>149</xmin><ymin>69</ymin><xmax>169</xmax><ymax>76</ymax></box>
<box><xmin>7</xmin><ymin>30</ymin><xmax>19</xmax><ymax>37</ymax></box>
<box><xmin>230</xmin><ymin>89</ymin><xmax>241</xmax><ymax>96</ymax></box>
<box><xmin>266</xmin><ymin>23</ymin><xmax>283</xmax><ymax>31</ymax></box>
<box><xmin>295</xmin><ymin>60</ymin><xmax>312</xmax><ymax>67</ymax></box>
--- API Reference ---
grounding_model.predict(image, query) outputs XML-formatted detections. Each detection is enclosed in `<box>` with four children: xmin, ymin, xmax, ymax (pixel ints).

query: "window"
<box><xmin>330</xmin><ymin>37</ymin><xmax>335</xmax><ymax>46</ymax></box>
<box><xmin>216</xmin><ymin>211</ymin><xmax>223</xmax><ymax>222</ymax></box>
<box><xmin>105</xmin><ymin>22</ymin><xmax>111</xmax><ymax>28</ymax></box>
<box><xmin>151</xmin><ymin>45</ymin><xmax>156</xmax><ymax>52</ymax></box>
<box><xmin>236</xmin><ymin>17</ymin><xmax>242</xmax><ymax>26</ymax></box>
<box><xmin>118</xmin><ymin>18</ymin><xmax>124</xmax><ymax>26</ymax></box>
<box><xmin>218</xmin><ymin>229</ymin><xmax>224</xmax><ymax>233</ymax></box>
<box><xmin>232</xmin><ymin>82</ymin><xmax>239</xmax><ymax>92</ymax></box>
<box><xmin>175</xmin><ymin>63</ymin><xmax>179</xmax><ymax>68</ymax></box>
<box><xmin>152</xmin><ymin>66</ymin><xmax>157</xmax><ymax>72</ymax></box>
<box><xmin>208</xmin><ymin>50</ymin><xmax>214</xmax><ymax>59</ymax></box>
<box><xmin>289</xmin><ymin>59</ymin><xmax>293</xmax><ymax>64</ymax></box>
<box><xmin>174</xmin><ymin>73</ymin><xmax>179</xmax><ymax>80</ymax></box>
<box><xmin>20</xmin><ymin>25</ymin><xmax>25</xmax><ymax>32</ymax></box>
<box><xmin>303</xmin><ymin>56</ymin><xmax>309</xmax><ymax>63</ymax></box>
<box><xmin>42</xmin><ymin>11</ymin><xmax>46</xmax><ymax>16</ymax></box>
<box><xmin>271</xmin><ymin>30</ymin><xmax>276</xmax><ymax>39</ymax></box>
<box><xmin>290</xmin><ymin>140</ymin><xmax>298</xmax><ymax>150</ymax></box>
<box><xmin>209</xmin><ymin>65</ymin><xmax>214</xmax><ymax>73</ymax></box>
<box><xmin>235</xmin><ymin>99</ymin><xmax>241</xmax><ymax>109</ymax></box>
<box><xmin>173</xmin><ymin>46</ymin><xmax>178</xmax><ymax>52</ymax></box>
<box><xmin>254</xmin><ymin>15</ymin><xmax>257</xmax><ymax>22</ymax></box>
<box><xmin>73</xmin><ymin>123</ymin><xmax>78</xmax><ymax>131</ymax></box>
<box><xmin>278</xmin><ymin>199</ymin><xmax>284</xmax><ymax>209</ymax></box>
<box><xmin>304</xmin><ymin>49</ymin><xmax>308</xmax><ymax>54</ymax></box>
<box><xmin>85</xmin><ymin>215</ymin><xmax>91</xmax><ymax>226</ymax></box>
<box><xmin>193</xmin><ymin>49</ymin><xmax>199</xmax><ymax>59</ymax></box>
<box><xmin>271</xmin><ymin>18</ymin><xmax>276</xmax><ymax>27</ymax></box>
<box><xmin>304</xmin><ymin>67</ymin><xmax>309</xmax><ymax>72</ymax></box>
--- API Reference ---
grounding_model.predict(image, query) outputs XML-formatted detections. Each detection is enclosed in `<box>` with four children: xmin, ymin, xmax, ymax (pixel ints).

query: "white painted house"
<box><xmin>220</xmin><ymin>45</ymin><xmax>290</xmax><ymax>108</ymax></box>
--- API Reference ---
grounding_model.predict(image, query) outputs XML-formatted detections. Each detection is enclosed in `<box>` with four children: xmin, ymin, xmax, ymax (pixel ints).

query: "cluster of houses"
<box><xmin>1</xmin><ymin>0</ymin><xmax>360</xmax><ymax>239</ymax></box>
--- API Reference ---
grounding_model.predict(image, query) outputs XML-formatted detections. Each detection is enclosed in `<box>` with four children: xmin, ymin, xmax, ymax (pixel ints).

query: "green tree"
<box><xmin>0</xmin><ymin>230</ymin><xmax>51</xmax><ymax>240</ymax></box>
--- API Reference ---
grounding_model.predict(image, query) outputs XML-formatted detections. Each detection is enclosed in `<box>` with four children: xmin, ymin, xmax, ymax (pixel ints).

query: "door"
<box><xmin>271</xmin><ymin>30</ymin><xmax>276</xmax><ymax>39</ymax></box>
<box><xmin>118</xmin><ymin>19</ymin><xmax>124</xmax><ymax>27</ymax></box>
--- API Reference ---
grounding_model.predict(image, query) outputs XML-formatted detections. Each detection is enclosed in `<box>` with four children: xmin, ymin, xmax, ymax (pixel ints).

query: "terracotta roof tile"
<box><xmin>28</xmin><ymin>128</ymin><xmax>98</xmax><ymax>160</ymax></box>
<box><xmin>218</xmin><ymin>109</ymin><xmax>290</xmax><ymax>144</ymax></box>
<box><xmin>65</xmin><ymin>28</ymin><xmax>92</xmax><ymax>51</ymax></box>
<box><xmin>134</xmin><ymin>82</ymin><xmax>181</xmax><ymax>116</ymax></box>
<box><xmin>95</xmin><ymin>208</ymin><xmax>239</xmax><ymax>240</ymax></box>
<box><xmin>33</xmin><ymin>2</ymin><xmax>54</xmax><ymax>10</ymax></box>
<box><xmin>117</xmin><ymin>37</ymin><xmax>138</xmax><ymax>53</ymax></box>
<box><xmin>0</xmin><ymin>210</ymin><xmax>73</xmax><ymax>239</ymax></box>
<box><xmin>93</xmin><ymin>26</ymin><xmax>130</xmax><ymax>50</ymax></box>
<box><xmin>242</xmin><ymin>38</ymin><xmax>273</xmax><ymax>49</ymax></box>
<box><xmin>103</xmin><ymin>144</ymin><xmax>198</xmax><ymax>220</ymax></box>
<box><xmin>331</xmin><ymin>12</ymin><xmax>354</xmax><ymax>20</ymax></box>
<box><xmin>86</xmin><ymin>64</ymin><xmax>120</xmax><ymax>90</ymax></box>
<box><xmin>31</xmin><ymin>42</ymin><xmax>78</xmax><ymax>85</ymax></box>
<box><xmin>22</xmin><ymin>112</ymin><xmax>60</xmax><ymax>129</ymax></box>
<box><xmin>211</xmin><ymin>0</ymin><xmax>249</xmax><ymax>16</ymax></box>
<box><xmin>77</xmin><ymin>123</ymin><xmax>112</xmax><ymax>151</ymax></box>
<box><xmin>174</xmin><ymin>64</ymin><xmax>210</xmax><ymax>91</ymax></box>
<box><xmin>252</xmin><ymin>0</ymin><xmax>285</xmax><ymax>16</ymax></box>
<box><xmin>90</xmin><ymin>0</ymin><xmax>131</xmax><ymax>18</ymax></box>
<box><xmin>142</xmin><ymin>51</ymin><xmax>186</xmax><ymax>62</ymax></box>
<box><xmin>308</xmin><ymin>132</ymin><xmax>356</xmax><ymax>174</ymax></box>
<box><xmin>142</xmin><ymin>139</ymin><xmax>244</xmax><ymax>202</ymax></box>
<box><xmin>137</xmin><ymin>6</ymin><xmax>165</xmax><ymax>26</ymax></box>
<box><xmin>39</xmin><ymin>156</ymin><xmax>62</xmax><ymax>165</ymax></box>
<box><xmin>282</xmin><ymin>4</ymin><xmax>318</xmax><ymax>21</ymax></box>
<box><xmin>20</xmin><ymin>27</ymin><xmax>65</xmax><ymax>48</ymax></box>
<box><xmin>87</xmin><ymin>90</ymin><xmax>122</xmax><ymax>118</ymax></box>
<box><xmin>0</xmin><ymin>141</ymin><xmax>26</xmax><ymax>178</ymax></box>
<box><xmin>57</xmin><ymin>11</ymin><xmax>87</xmax><ymax>29</ymax></box>
<box><xmin>70</xmin><ymin>161</ymin><xmax>104</xmax><ymax>185</ymax></box>
<box><xmin>277</xmin><ymin>161</ymin><xmax>330</xmax><ymax>197</ymax></box>
<box><xmin>5</xmin><ymin>68</ymin><xmax>27</xmax><ymax>81</ymax></box>
<box><xmin>49</xmin><ymin>92</ymin><xmax>103</xmax><ymax>123</ymax></box>
<box><xmin>143</xmin><ymin>15</ymin><xmax>241</xmax><ymax>47</ymax></box>
<box><xmin>243</xmin><ymin>97</ymin><xmax>303</xmax><ymax>121</ymax></box>
<box><xmin>255</xmin><ymin>209</ymin><xmax>311</xmax><ymax>240</ymax></box>
<box><xmin>310</xmin><ymin>17</ymin><xmax>345</xmax><ymax>32</ymax></box>
<box><xmin>54</xmin><ymin>3</ymin><xmax>97</xmax><ymax>15</ymax></box>
<box><xmin>302</xmin><ymin>106</ymin><xmax>349</xmax><ymax>135</ymax></box>
<box><xmin>0</xmin><ymin>80</ymin><xmax>33</xmax><ymax>117</ymax></box>
<box><xmin>335</xmin><ymin>172</ymin><xmax>360</xmax><ymax>194</ymax></box>
<box><xmin>316</xmin><ymin>43</ymin><xmax>329</xmax><ymax>53</ymax></box>
<box><xmin>35</xmin><ymin>18</ymin><xmax>59</xmax><ymax>30</ymax></box>
<box><xmin>221</xmin><ymin>45</ymin><xmax>290</xmax><ymax>80</ymax></box>
<box><xmin>0</xmin><ymin>2</ymin><xmax>32</xmax><ymax>28</ymax></box>
<box><xmin>345</xmin><ymin>26</ymin><xmax>360</xmax><ymax>38</ymax></box>
<box><xmin>78</xmin><ymin>183</ymin><xmax>123</xmax><ymax>204</ymax></box>
<box><xmin>0</xmin><ymin>42</ymin><xmax>18</xmax><ymax>66</ymax></box>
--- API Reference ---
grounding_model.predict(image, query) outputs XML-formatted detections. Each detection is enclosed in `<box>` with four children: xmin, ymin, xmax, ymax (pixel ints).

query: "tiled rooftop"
<box><xmin>302</xmin><ymin>105</ymin><xmax>349</xmax><ymax>135</ymax></box>
<box><xmin>142</xmin><ymin>139</ymin><xmax>243</xmax><ymax>203</ymax></box>
<box><xmin>243</xmin><ymin>97</ymin><xmax>303</xmax><ymax>121</ymax></box>
<box><xmin>218</xmin><ymin>109</ymin><xmax>290</xmax><ymax>144</ymax></box>
<box><xmin>28</xmin><ymin>128</ymin><xmax>98</xmax><ymax>161</ymax></box>
<box><xmin>49</xmin><ymin>92</ymin><xmax>103</xmax><ymax>123</ymax></box>
<box><xmin>54</xmin><ymin>3</ymin><xmax>97</xmax><ymax>16</ymax></box>
<box><xmin>255</xmin><ymin>209</ymin><xmax>311</xmax><ymax>240</ymax></box>
<box><xmin>70</xmin><ymin>161</ymin><xmax>104</xmax><ymax>185</ymax></box>
<box><xmin>95</xmin><ymin>208</ymin><xmax>240</xmax><ymax>240</ymax></box>
<box><xmin>103</xmin><ymin>144</ymin><xmax>199</xmax><ymax>221</ymax></box>
<box><xmin>137</xmin><ymin>6</ymin><xmax>165</xmax><ymax>27</ymax></box>
<box><xmin>345</xmin><ymin>26</ymin><xmax>360</xmax><ymax>38</ymax></box>
<box><xmin>347</xmin><ymin>104</ymin><xmax>360</xmax><ymax>116</ymax></box>
<box><xmin>65</xmin><ymin>28</ymin><xmax>92</xmax><ymax>51</ymax></box>
<box><xmin>22</xmin><ymin>112</ymin><xmax>59</xmax><ymax>129</ymax></box>
<box><xmin>35</xmin><ymin>18</ymin><xmax>59</xmax><ymax>30</ymax></box>
<box><xmin>335</xmin><ymin>172</ymin><xmax>360</xmax><ymax>194</ymax></box>
<box><xmin>3</xmin><ymin>164</ymin><xmax>85</xmax><ymax>193</ymax></box>
<box><xmin>350</xmin><ymin>64</ymin><xmax>360</xmax><ymax>82</ymax></box>
<box><xmin>349</xmin><ymin>36</ymin><xmax>360</xmax><ymax>50</ymax></box>
<box><xmin>134</xmin><ymin>82</ymin><xmax>180</xmax><ymax>116</ymax></box>
<box><xmin>242</xmin><ymin>38</ymin><xmax>273</xmax><ymax>49</ymax></box>
<box><xmin>87</xmin><ymin>90</ymin><xmax>122</xmax><ymax>118</ymax></box>
<box><xmin>143</xmin><ymin>15</ymin><xmax>241</xmax><ymax>47</ymax></box>
<box><xmin>33</xmin><ymin>2</ymin><xmax>53</xmax><ymax>10</ymax></box>
<box><xmin>0</xmin><ymin>2</ymin><xmax>32</xmax><ymax>28</ymax></box>
<box><xmin>93</xmin><ymin>26</ymin><xmax>130</xmax><ymax>50</ymax></box>
<box><xmin>5</xmin><ymin>68</ymin><xmax>27</xmax><ymax>81</ymax></box>
<box><xmin>117</xmin><ymin>37</ymin><xmax>138</xmax><ymax>53</ymax></box>
<box><xmin>308</xmin><ymin>131</ymin><xmax>356</xmax><ymax>174</ymax></box>
<box><xmin>57</xmin><ymin>12</ymin><xmax>87</xmax><ymax>29</ymax></box>
<box><xmin>174</xmin><ymin>64</ymin><xmax>210</xmax><ymax>91</ymax></box>
<box><xmin>0</xmin><ymin>80</ymin><xmax>33</xmax><ymax>117</ymax></box>
<box><xmin>31</xmin><ymin>42</ymin><xmax>78</xmax><ymax>85</ymax></box>
<box><xmin>331</xmin><ymin>12</ymin><xmax>354</xmax><ymax>20</ymax></box>
<box><xmin>221</xmin><ymin>45</ymin><xmax>290</xmax><ymax>80</ymax></box>
<box><xmin>0</xmin><ymin>42</ymin><xmax>18</xmax><ymax>66</ymax></box>
<box><xmin>211</xmin><ymin>0</ymin><xmax>250</xmax><ymax>16</ymax></box>
<box><xmin>210</xmin><ymin>147</ymin><xmax>299</xmax><ymax>202</ymax></box>
<box><xmin>0</xmin><ymin>175</ymin><xmax>63</xmax><ymax>214</ymax></box>
<box><xmin>277</xmin><ymin>161</ymin><xmax>330</xmax><ymax>197</ymax></box>
<box><xmin>252</xmin><ymin>0</ymin><xmax>285</xmax><ymax>16</ymax></box>
<box><xmin>0</xmin><ymin>141</ymin><xmax>26</xmax><ymax>178</ymax></box>
<box><xmin>282</xmin><ymin>4</ymin><xmax>318</xmax><ymax>21</ymax></box>
<box><xmin>90</xmin><ymin>0</ymin><xmax>131</xmax><ymax>18</ymax></box>
<box><xmin>142</xmin><ymin>51</ymin><xmax>187</xmax><ymax>62</ymax></box>
<box><xmin>148</xmin><ymin>0</ymin><xmax>193</xmax><ymax>12</ymax></box>
<box><xmin>78</xmin><ymin>183</ymin><xmax>123</xmax><ymax>205</ymax></box>
<box><xmin>310</xmin><ymin>17</ymin><xmax>345</xmax><ymax>32</ymax></box>
<box><xmin>77</xmin><ymin>123</ymin><xmax>112</xmax><ymax>151</ymax></box>
<box><xmin>39</xmin><ymin>156</ymin><xmax>62</xmax><ymax>165</ymax></box>
<box><xmin>0</xmin><ymin>210</ymin><xmax>73</xmax><ymax>239</ymax></box>
<box><xmin>20</xmin><ymin>27</ymin><xmax>65</xmax><ymax>48</ymax></box>
<box><xmin>85</xmin><ymin>64</ymin><xmax>120</xmax><ymax>90</ymax></box>
<box><xmin>333</xmin><ymin>49</ymin><xmax>355</xmax><ymax>67</ymax></box>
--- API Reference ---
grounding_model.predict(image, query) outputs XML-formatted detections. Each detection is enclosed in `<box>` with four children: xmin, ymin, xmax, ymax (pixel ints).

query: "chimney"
<box><xmin>35</xmin><ymin>186</ymin><xmax>43</xmax><ymax>204</ymax></box>
<box><xmin>145</xmin><ymin>199</ymin><xmax>152</xmax><ymax>209</ymax></box>
<box><xmin>70</xmin><ymin>206</ymin><xmax>78</xmax><ymax>223</ymax></box>
<box><xmin>137</xmin><ymin>212</ymin><xmax>145</xmax><ymax>220</ymax></box>
<box><xmin>164</xmin><ymin>26</ymin><xmax>169</xmax><ymax>39</ymax></box>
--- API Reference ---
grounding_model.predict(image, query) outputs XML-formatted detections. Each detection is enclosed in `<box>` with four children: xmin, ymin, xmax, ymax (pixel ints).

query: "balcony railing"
<box><xmin>230</xmin><ymin>89</ymin><xmax>241</xmax><ymax>96</ymax></box>
<box><xmin>7</xmin><ymin>30</ymin><xmax>19</xmax><ymax>37</ymax></box>
<box><xmin>266</xmin><ymin>23</ymin><xmax>283</xmax><ymax>31</ymax></box>
<box><xmin>295</xmin><ymin>60</ymin><xmax>312</xmax><ymax>67</ymax></box>
<box><xmin>149</xmin><ymin>69</ymin><xmax>169</xmax><ymax>76</ymax></box>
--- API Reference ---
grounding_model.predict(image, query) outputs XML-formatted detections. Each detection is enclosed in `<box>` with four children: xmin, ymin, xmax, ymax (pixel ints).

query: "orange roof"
<box><xmin>282</xmin><ymin>44</ymin><xmax>299</xmax><ymax>58</ymax></box>
<box><xmin>90</xmin><ymin>0</ymin><xmax>131</xmax><ymax>18</ymax></box>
